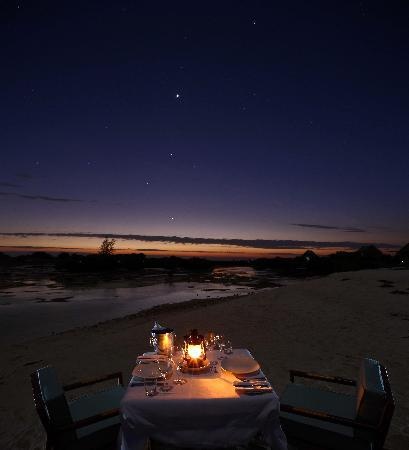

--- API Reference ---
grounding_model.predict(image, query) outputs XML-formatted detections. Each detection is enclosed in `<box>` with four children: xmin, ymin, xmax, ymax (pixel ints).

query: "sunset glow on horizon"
<box><xmin>0</xmin><ymin>234</ymin><xmax>400</xmax><ymax>259</ymax></box>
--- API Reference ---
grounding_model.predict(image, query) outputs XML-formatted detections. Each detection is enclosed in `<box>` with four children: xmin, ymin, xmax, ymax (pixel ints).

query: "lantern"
<box><xmin>183</xmin><ymin>329</ymin><xmax>207</xmax><ymax>368</ymax></box>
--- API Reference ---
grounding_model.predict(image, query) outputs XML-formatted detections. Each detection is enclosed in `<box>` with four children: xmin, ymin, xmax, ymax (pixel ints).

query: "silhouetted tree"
<box><xmin>99</xmin><ymin>238</ymin><xmax>116</xmax><ymax>256</ymax></box>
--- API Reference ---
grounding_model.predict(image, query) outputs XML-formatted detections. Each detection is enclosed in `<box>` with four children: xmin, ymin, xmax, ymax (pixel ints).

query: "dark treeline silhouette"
<box><xmin>0</xmin><ymin>244</ymin><xmax>407</xmax><ymax>277</ymax></box>
<box><xmin>253</xmin><ymin>245</ymin><xmax>398</xmax><ymax>276</ymax></box>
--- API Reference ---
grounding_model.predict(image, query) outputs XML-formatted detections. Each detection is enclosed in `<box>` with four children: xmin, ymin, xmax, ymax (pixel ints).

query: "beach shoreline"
<box><xmin>0</xmin><ymin>268</ymin><xmax>408</xmax><ymax>449</ymax></box>
<box><xmin>0</xmin><ymin>264</ymin><xmax>286</xmax><ymax>345</ymax></box>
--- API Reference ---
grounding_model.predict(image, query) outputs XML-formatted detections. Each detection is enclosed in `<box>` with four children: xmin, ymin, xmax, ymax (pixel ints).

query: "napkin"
<box><xmin>137</xmin><ymin>353</ymin><xmax>168</xmax><ymax>361</ymax></box>
<box><xmin>233</xmin><ymin>380</ymin><xmax>270</xmax><ymax>388</ymax></box>
<box><xmin>235</xmin><ymin>385</ymin><xmax>273</xmax><ymax>395</ymax></box>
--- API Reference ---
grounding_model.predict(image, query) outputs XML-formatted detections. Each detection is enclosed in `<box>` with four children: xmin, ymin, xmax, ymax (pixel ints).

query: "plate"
<box><xmin>132</xmin><ymin>360</ymin><xmax>171</xmax><ymax>379</ymax></box>
<box><xmin>221</xmin><ymin>356</ymin><xmax>260</xmax><ymax>375</ymax></box>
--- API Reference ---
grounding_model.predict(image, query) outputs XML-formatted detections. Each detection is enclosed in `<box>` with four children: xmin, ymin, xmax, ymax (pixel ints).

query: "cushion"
<box><xmin>69</xmin><ymin>386</ymin><xmax>124</xmax><ymax>440</ymax></box>
<box><xmin>281</xmin><ymin>383</ymin><xmax>355</xmax><ymax>435</ymax></box>
<box><xmin>280</xmin><ymin>384</ymin><xmax>371</xmax><ymax>450</ymax></box>
<box><xmin>355</xmin><ymin>358</ymin><xmax>386</xmax><ymax>425</ymax></box>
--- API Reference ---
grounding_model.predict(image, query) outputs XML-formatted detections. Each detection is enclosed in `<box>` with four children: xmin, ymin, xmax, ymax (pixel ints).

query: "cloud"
<box><xmin>0</xmin><ymin>182</ymin><xmax>21</xmax><ymax>188</ymax></box>
<box><xmin>0</xmin><ymin>232</ymin><xmax>401</xmax><ymax>250</ymax></box>
<box><xmin>0</xmin><ymin>192</ymin><xmax>85</xmax><ymax>203</ymax></box>
<box><xmin>135</xmin><ymin>248</ymin><xmax>168</xmax><ymax>252</ymax></box>
<box><xmin>292</xmin><ymin>223</ymin><xmax>366</xmax><ymax>233</ymax></box>
<box><xmin>15</xmin><ymin>173</ymin><xmax>34</xmax><ymax>179</ymax></box>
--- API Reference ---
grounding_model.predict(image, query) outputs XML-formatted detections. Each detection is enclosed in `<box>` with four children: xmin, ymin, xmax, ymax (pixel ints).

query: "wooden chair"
<box><xmin>31</xmin><ymin>366</ymin><xmax>125</xmax><ymax>450</ymax></box>
<box><xmin>280</xmin><ymin>358</ymin><xmax>394</xmax><ymax>450</ymax></box>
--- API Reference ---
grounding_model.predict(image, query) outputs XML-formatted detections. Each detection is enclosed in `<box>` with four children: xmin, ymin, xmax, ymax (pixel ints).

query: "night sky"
<box><xmin>1</xmin><ymin>1</ymin><xmax>408</xmax><ymax>257</ymax></box>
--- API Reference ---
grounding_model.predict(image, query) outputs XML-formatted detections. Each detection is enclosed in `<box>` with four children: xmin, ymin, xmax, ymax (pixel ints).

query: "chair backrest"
<box><xmin>31</xmin><ymin>367</ymin><xmax>75</xmax><ymax>445</ymax></box>
<box><xmin>355</xmin><ymin>359</ymin><xmax>395</xmax><ymax>448</ymax></box>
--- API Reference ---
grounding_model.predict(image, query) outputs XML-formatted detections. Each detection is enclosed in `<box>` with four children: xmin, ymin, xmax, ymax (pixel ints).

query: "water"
<box><xmin>0</xmin><ymin>266</ymin><xmax>284</xmax><ymax>344</ymax></box>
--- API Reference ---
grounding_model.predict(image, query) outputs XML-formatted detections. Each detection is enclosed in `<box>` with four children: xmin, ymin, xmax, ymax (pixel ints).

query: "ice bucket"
<box><xmin>151</xmin><ymin>322</ymin><xmax>174</xmax><ymax>356</ymax></box>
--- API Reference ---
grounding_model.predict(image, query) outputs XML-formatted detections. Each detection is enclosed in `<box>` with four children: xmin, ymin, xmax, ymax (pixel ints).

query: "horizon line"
<box><xmin>0</xmin><ymin>231</ymin><xmax>403</xmax><ymax>251</ymax></box>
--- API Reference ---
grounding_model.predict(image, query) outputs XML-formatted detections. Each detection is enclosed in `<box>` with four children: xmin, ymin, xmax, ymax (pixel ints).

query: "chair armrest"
<box><xmin>280</xmin><ymin>404</ymin><xmax>376</xmax><ymax>431</ymax></box>
<box><xmin>289</xmin><ymin>369</ymin><xmax>356</xmax><ymax>386</ymax></box>
<box><xmin>60</xmin><ymin>408</ymin><xmax>120</xmax><ymax>431</ymax></box>
<box><xmin>63</xmin><ymin>372</ymin><xmax>123</xmax><ymax>391</ymax></box>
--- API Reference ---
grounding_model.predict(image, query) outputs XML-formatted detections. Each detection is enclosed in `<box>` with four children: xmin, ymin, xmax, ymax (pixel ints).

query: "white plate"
<box><xmin>221</xmin><ymin>356</ymin><xmax>260</xmax><ymax>375</ymax></box>
<box><xmin>132</xmin><ymin>360</ymin><xmax>171</xmax><ymax>379</ymax></box>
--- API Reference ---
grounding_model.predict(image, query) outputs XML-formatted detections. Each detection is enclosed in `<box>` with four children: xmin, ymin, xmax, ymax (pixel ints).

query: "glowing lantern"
<box><xmin>183</xmin><ymin>329</ymin><xmax>207</xmax><ymax>368</ymax></box>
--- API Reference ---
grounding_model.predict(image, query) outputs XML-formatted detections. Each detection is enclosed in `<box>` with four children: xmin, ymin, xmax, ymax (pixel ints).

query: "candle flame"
<box><xmin>188</xmin><ymin>344</ymin><xmax>202</xmax><ymax>359</ymax></box>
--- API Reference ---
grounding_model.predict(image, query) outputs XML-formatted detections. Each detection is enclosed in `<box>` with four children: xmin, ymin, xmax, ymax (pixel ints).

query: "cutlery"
<box><xmin>237</xmin><ymin>376</ymin><xmax>267</xmax><ymax>382</ymax></box>
<box><xmin>233</xmin><ymin>380</ymin><xmax>270</xmax><ymax>388</ymax></box>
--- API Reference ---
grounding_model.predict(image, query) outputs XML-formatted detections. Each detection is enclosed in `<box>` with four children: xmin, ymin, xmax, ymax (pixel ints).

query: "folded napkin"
<box><xmin>234</xmin><ymin>371</ymin><xmax>266</xmax><ymax>380</ymax></box>
<box><xmin>233</xmin><ymin>380</ymin><xmax>270</xmax><ymax>388</ymax></box>
<box><xmin>234</xmin><ymin>378</ymin><xmax>272</xmax><ymax>395</ymax></box>
<box><xmin>235</xmin><ymin>385</ymin><xmax>273</xmax><ymax>395</ymax></box>
<box><xmin>137</xmin><ymin>353</ymin><xmax>168</xmax><ymax>361</ymax></box>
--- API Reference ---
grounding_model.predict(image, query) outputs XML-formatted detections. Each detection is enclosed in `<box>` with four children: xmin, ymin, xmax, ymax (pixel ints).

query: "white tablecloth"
<box><xmin>120</xmin><ymin>349</ymin><xmax>287</xmax><ymax>449</ymax></box>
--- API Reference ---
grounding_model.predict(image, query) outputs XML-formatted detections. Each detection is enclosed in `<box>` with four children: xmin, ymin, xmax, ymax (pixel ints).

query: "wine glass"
<box><xmin>205</xmin><ymin>332</ymin><xmax>216</xmax><ymax>351</ymax></box>
<box><xmin>157</xmin><ymin>358</ymin><xmax>173</xmax><ymax>392</ymax></box>
<box><xmin>171</xmin><ymin>344</ymin><xmax>187</xmax><ymax>385</ymax></box>
<box><xmin>215</xmin><ymin>335</ymin><xmax>226</xmax><ymax>360</ymax></box>
<box><xmin>144</xmin><ymin>376</ymin><xmax>157</xmax><ymax>397</ymax></box>
<box><xmin>224</xmin><ymin>339</ymin><xmax>233</xmax><ymax>355</ymax></box>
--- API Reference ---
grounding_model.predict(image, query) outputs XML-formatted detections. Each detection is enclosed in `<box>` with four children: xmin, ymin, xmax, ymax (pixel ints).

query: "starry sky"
<box><xmin>1</xmin><ymin>1</ymin><xmax>408</xmax><ymax>257</ymax></box>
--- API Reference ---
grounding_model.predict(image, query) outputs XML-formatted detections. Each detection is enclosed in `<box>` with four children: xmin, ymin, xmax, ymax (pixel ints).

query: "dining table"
<box><xmin>120</xmin><ymin>348</ymin><xmax>288</xmax><ymax>450</ymax></box>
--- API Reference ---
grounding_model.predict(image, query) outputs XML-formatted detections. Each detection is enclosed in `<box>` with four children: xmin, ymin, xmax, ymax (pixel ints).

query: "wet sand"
<box><xmin>0</xmin><ymin>268</ymin><xmax>408</xmax><ymax>449</ymax></box>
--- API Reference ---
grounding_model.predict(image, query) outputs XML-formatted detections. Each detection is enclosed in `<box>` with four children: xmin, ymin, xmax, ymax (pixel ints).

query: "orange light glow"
<box><xmin>0</xmin><ymin>234</ymin><xmax>399</xmax><ymax>259</ymax></box>
<box><xmin>187</xmin><ymin>344</ymin><xmax>202</xmax><ymax>359</ymax></box>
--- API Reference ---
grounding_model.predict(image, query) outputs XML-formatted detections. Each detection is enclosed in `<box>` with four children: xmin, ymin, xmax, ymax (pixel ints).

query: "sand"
<box><xmin>0</xmin><ymin>268</ymin><xmax>408</xmax><ymax>450</ymax></box>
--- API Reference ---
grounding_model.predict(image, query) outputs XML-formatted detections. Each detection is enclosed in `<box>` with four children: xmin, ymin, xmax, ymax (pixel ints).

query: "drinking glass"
<box><xmin>135</xmin><ymin>362</ymin><xmax>158</xmax><ymax>396</ymax></box>
<box><xmin>210</xmin><ymin>360</ymin><xmax>219</xmax><ymax>374</ymax></box>
<box><xmin>224</xmin><ymin>339</ymin><xmax>233</xmax><ymax>355</ymax></box>
<box><xmin>171</xmin><ymin>344</ymin><xmax>187</xmax><ymax>385</ymax></box>
<box><xmin>215</xmin><ymin>335</ymin><xmax>226</xmax><ymax>359</ymax></box>
<box><xmin>205</xmin><ymin>332</ymin><xmax>216</xmax><ymax>351</ymax></box>
<box><xmin>144</xmin><ymin>377</ymin><xmax>157</xmax><ymax>397</ymax></box>
<box><xmin>157</xmin><ymin>359</ymin><xmax>173</xmax><ymax>392</ymax></box>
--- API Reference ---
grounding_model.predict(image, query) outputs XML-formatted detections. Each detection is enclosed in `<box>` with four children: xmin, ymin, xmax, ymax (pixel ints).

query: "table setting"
<box><xmin>120</xmin><ymin>323</ymin><xmax>287</xmax><ymax>450</ymax></box>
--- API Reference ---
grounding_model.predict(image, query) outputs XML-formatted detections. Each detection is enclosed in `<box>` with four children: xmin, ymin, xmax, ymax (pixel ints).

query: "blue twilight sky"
<box><xmin>0</xmin><ymin>1</ymin><xmax>408</xmax><ymax>255</ymax></box>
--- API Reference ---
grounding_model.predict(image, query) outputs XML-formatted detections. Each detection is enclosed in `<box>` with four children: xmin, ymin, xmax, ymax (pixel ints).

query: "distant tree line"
<box><xmin>0</xmin><ymin>242</ymin><xmax>408</xmax><ymax>276</ymax></box>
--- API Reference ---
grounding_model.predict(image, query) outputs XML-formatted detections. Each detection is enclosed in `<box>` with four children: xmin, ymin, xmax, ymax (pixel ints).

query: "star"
<box><xmin>252</xmin><ymin>19</ymin><xmax>256</xmax><ymax>25</ymax></box>
<box><xmin>170</xmin><ymin>216</ymin><xmax>175</xmax><ymax>221</ymax></box>
<box><xmin>175</xmin><ymin>93</ymin><xmax>181</xmax><ymax>99</ymax></box>
<box><xmin>145</xmin><ymin>181</ymin><xmax>150</xmax><ymax>185</ymax></box>
<box><xmin>169</xmin><ymin>153</ymin><xmax>175</xmax><ymax>157</ymax></box>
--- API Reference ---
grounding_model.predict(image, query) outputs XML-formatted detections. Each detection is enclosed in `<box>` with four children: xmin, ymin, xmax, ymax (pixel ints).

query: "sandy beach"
<box><xmin>0</xmin><ymin>268</ymin><xmax>408</xmax><ymax>450</ymax></box>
